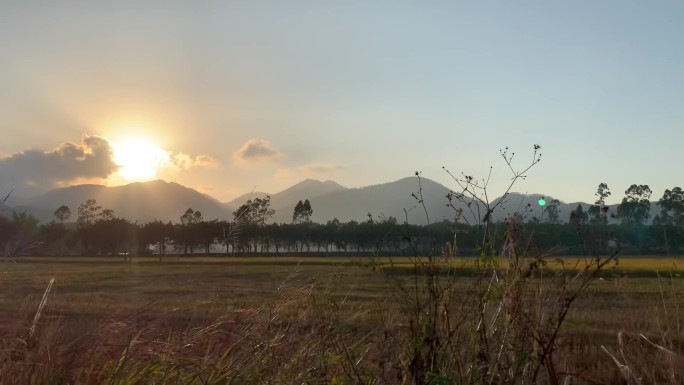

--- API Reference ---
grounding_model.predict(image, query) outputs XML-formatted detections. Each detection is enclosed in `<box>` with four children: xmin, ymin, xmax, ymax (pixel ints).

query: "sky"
<box><xmin>1</xmin><ymin>1</ymin><xmax>683</xmax><ymax>205</ymax></box>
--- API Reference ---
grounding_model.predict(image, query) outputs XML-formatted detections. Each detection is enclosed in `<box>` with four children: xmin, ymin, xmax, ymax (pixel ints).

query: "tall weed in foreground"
<box><xmin>377</xmin><ymin>154</ymin><xmax>621</xmax><ymax>384</ymax></box>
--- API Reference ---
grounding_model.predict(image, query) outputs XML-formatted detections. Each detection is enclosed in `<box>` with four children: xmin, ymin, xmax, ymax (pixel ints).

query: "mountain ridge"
<box><xmin>11</xmin><ymin>180</ymin><xmax>232</xmax><ymax>223</ymax></box>
<box><xmin>1</xmin><ymin>178</ymin><xmax>663</xmax><ymax>225</ymax></box>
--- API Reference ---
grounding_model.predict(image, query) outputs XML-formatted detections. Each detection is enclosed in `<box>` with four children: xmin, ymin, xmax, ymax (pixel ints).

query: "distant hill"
<box><xmin>272</xmin><ymin>177</ymin><xmax>454</xmax><ymax>225</ymax></box>
<box><xmin>4</xmin><ymin>177</ymin><xmax>664</xmax><ymax>225</ymax></box>
<box><xmin>224</xmin><ymin>179</ymin><xmax>347</xmax><ymax>219</ymax></box>
<box><xmin>270</xmin><ymin>179</ymin><xmax>346</xmax><ymax>208</ymax></box>
<box><xmin>489</xmin><ymin>193</ymin><xmax>660</xmax><ymax>225</ymax></box>
<box><xmin>222</xmin><ymin>192</ymin><xmax>270</xmax><ymax>213</ymax></box>
<box><xmin>489</xmin><ymin>193</ymin><xmax>580</xmax><ymax>223</ymax></box>
<box><xmin>14</xmin><ymin>180</ymin><xmax>232</xmax><ymax>223</ymax></box>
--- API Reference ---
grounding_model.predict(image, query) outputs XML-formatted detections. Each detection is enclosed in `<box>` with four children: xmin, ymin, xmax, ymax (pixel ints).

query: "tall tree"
<box><xmin>292</xmin><ymin>199</ymin><xmax>314</xmax><ymax>224</ymax></box>
<box><xmin>595</xmin><ymin>183</ymin><xmax>611</xmax><ymax>205</ymax></box>
<box><xmin>545</xmin><ymin>199</ymin><xmax>561</xmax><ymax>224</ymax></box>
<box><xmin>302</xmin><ymin>199</ymin><xmax>313</xmax><ymax>222</ymax></box>
<box><xmin>38</xmin><ymin>221</ymin><xmax>69</xmax><ymax>255</ymax></box>
<box><xmin>100</xmin><ymin>208</ymin><xmax>115</xmax><ymax>221</ymax></box>
<box><xmin>657</xmin><ymin>187</ymin><xmax>684</xmax><ymax>227</ymax></box>
<box><xmin>77</xmin><ymin>199</ymin><xmax>102</xmax><ymax>228</ymax></box>
<box><xmin>617</xmin><ymin>184</ymin><xmax>652</xmax><ymax>226</ymax></box>
<box><xmin>235</xmin><ymin>196</ymin><xmax>276</xmax><ymax>226</ymax></box>
<box><xmin>54</xmin><ymin>205</ymin><xmax>71</xmax><ymax>224</ymax></box>
<box><xmin>140</xmin><ymin>220</ymin><xmax>171</xmax><ymax>256</ymax></box>
<box><xmin>177</xmin><ymin>208</ymin><xmax>199</xmax><ymax>254</ymax></box>
<box><xmin>293</xmin><ymin>200</ymin><xmax>304</xmax><ymax>223</ymax></box>
<box><xmin>85</xmin><ymin>217</ymin><xmax>136</xmax><ymax>256</ymax></box>
<box><xmin>588</xmin><ymin>183</ymin><xmax>611</xmax><ymax>225</ymax></box>
<box><xmin>234</xmin><ymin>201</ymin><xmax>255</xmax><ymax>224</ymax></box>
<box><xmin>193</xmin><ymin>210</ymin><xmax>203</xmax><ymax>223</ymax></box>
<box><xmin>569</xmin><ymin>204</ymin><xmax>588</xmax><ymax>225</ymax></box>
<box><xmin>9</xmin><ymin>212</ymin><xmax>39</xmax><ymax>253</ymax></box>
<box><xmin>180</xmin><ymin>208</ymin><xmax>198</xmax><ymax>225</ymax></box>
<box><xmin>253</xmin><ymin>195</ymin><xmax>275</xmax><ymax>226</ymax></box>
<box><xmin>0</xmin><ymin>217</ymin><xmax>19</xmax><ymax>255</ymax></box>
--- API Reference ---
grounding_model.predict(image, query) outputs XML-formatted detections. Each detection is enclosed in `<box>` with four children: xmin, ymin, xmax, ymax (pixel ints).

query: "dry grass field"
<box><xmin>1</xmin><ymin>255</ymin><xmax>683</xmax><ymax>384</ymax></box>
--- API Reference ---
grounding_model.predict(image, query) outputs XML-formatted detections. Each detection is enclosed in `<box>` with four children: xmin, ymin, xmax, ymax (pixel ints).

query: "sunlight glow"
<box><xmin>112</xmin><ymin>138</ymin><xmax>171</xmax><ymax>181</ymax></box>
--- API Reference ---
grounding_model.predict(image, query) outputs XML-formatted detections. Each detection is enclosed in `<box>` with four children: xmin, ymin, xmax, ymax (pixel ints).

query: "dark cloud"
<box><xmin>0</xmin><ymin>135</ymin><xmax>119</xmax><ymax>195</ymax></box>
<box><xmin>233</xmin><ymin>139</ymin><xmax>281</xmax><ymax>162</ymax></box>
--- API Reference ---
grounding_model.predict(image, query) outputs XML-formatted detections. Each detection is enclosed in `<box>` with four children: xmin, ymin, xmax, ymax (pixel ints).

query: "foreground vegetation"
<box><xmin>3</xmin><ymin>148</ymin><xmax>683</xmax><ymax>383</ymax></box>
<box><xmin>2</xmin><ymin>255</ymin><xmax>684</xmax><ymax>384</ymax></box>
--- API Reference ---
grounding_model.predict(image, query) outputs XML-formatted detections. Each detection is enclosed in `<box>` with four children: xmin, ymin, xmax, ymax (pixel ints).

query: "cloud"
<box><xmin>276</xmin><ymin>163</ymin><xmax>344</xmax><ymax>180</ymax></box>
<box><xmin>196</xmin><ymin>184</ymin><xmax>215</xmax><ymax>194</ymax></box>
<box><xmin>0</xmin><ymin>135</ymin><xmax>119</xmax><ymax>194</ymax></box>
<box><xmin>233</xmin><ymin>139</ymin><xmax>281</xmax><ymax>162</ymax></box>
<box><xmin>171</xmin><ymin>153</ymin><xmax>220</xmax><ymax>170</ymax></box>
<box><xmin>194</xmin><ymin>154</ymin><xmax>220</xmax><ymax>167</ymax></box>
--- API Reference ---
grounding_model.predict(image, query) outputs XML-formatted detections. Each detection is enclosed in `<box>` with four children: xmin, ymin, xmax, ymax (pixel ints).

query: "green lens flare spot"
<box><xmin>538</xmin><ymin>198</ymin><xmax>546</xmax><ymax>206</ymax></box>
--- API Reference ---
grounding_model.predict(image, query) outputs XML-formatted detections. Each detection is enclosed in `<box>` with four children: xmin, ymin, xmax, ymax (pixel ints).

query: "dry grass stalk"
<box><xmin>29</xmin><ymin>277</ymin><xmax>55</xmax><ymax>339</ymax></box>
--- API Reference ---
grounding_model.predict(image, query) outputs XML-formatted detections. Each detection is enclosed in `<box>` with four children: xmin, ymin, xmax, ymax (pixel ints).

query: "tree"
<box><xmin>292</xmin><ymin>199</ymin><xmax>313</xmax><ymax>224</ymax></box>
<box><xmin>569</xmin><ymin>204</ymin><xmax>588</xmax><ymax>225</ymax></box>
<box><xmin>180</xmin><ymin>208</ymin><xmax>195</xmax><ymax>226</ymax></box>
<box><xmin>293</xmin><ymin>200</ymin><xmax>303</xmax><ymax>223</ymax></box>
<box><xmin>77</xmin><ymin>199</ymin><xmax>102</xmax><ymax>227</ymax></box>
<box><xmin>54</xmin><ymin>205</ymin><xmax>71</xmax><ymax>224</ymax></box>
<box><xmin>5</xmin><ymin>212</ymin><xmax>39</xmax><ymax>254</ymax></box>
<box><xmin>253</xmin><ymin>196</ymin><xmax>276</xmax><ymax>226</ymax></box>
<box><xmin>617</xmin><ymin>184</ymin><xmax>652</xmax><ymax>226</ymax></box>
<box><xmin>303</xmin><ymin>199</ymin><xmax>313</xmax><ymax>221</ymax></box>
<box><xmin>325</xmin><ymin>218</ymin><xmax>342</xmax><ymax>251</ymax></box>
<box><xmin>85</xmin><ymin>217</ymin><xmax>136</xmax><ymax>256</ymax></box>
<box><xmin>588</xmin><ymin>183</ymin><xmax>611</xmax><ymax>226</ymax></box>
<box><xmin>0</xmin><ymin>217</ymin><xmax>19</xmax><ymax>256</ymax></box>
<box><xmin>234</xmin><ymin>196</ymin><xmax>275</xmax><ymax>226</ymax></box>
<box><xmin>658</xmin><ymin>187</ymin><xmax>684</xmax><ymax>227</ymax></box>
<box><xmin>140</xmin><ymin>220</ymin><xmax>172</xmax><ymax>257</ymax></box>
<box><xmin>595</xmin><ymin>183</ymin><xmax>611</xmax><ymax>205</ymax></box>
<box><xmin>193</xmin><ymin>210</ymin><xmax>203</xmax><ymax>223</ymax></box>
<box><xmin>233</xmin><ymin>202</ymin><xmax>254</xmax><ymax>224</ymax></box>
<box><xmin>178</xmin><ymin>208</ymin><xmax>203</xmax><ymax>254</ymax></box>
<box><xmin>545</xmin><ymin>199</ymin><xmax>561</xmax><ymax>224</ymax></box>
<box><xmin>100</xmin><ymin>208</ymin><xmax>115</xmax><ymax>221</ymax></box>
<box><xmin>39</xmin><ymin>221</ymin><xmax>69</xmax><ymax>255</ymax></box>
<box><xmin>656</xmin><ymin>187</ymin><xmax>684</xmax><ymax>255</ymax></box>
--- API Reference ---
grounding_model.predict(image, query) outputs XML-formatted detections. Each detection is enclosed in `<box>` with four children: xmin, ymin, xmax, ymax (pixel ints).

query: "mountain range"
<box><xmin>10</xmin><ymin>180</ymin><xmax>231</xmax><ymax>224</ymax></box>
<box><xmin>1</xmin><ymin>178</ymin><xmax>660</xmax><ymax>225</ymax></box>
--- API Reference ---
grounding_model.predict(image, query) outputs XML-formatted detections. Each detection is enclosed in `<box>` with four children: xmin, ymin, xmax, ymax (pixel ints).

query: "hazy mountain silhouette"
<box><xmin>271</xmin><ymin>177</ymin><xmax>455</xmax><ymax>225</ymax></box>
<box><xmin>489</xmin><ymin>193</ymin><xmax>660</xmax><ymax>225</ymax></box>
<box><xmin>222</xmin><ymin>192</ymin><xmax>270</xmax><ymax>212</ymax></box>
<box><xmin>4</xmin><ymin>178</ymin><xmax>662</xmax><ymax>225</ymax></box>
<box><xmin>224</xmin><ymin>179</ymin><xmax>347</xmax><ymax>217</ymax></box>
<box><xmin>14</xmin><ymin>180</ymin><xmax>232</xmax><ymax>223</ymax></box>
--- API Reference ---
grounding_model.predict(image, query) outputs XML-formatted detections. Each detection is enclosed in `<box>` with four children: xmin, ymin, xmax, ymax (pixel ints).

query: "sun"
<box><xmin>112</xmin><ymin>138</ymin><xmax>171</xmax><ymax>181</ymax></box>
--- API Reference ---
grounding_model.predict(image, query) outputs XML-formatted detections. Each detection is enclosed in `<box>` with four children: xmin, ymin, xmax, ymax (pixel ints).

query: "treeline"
<box><xmin>1</xmin><ymin>204</ymin><xmax>683</xmax><ymax>257</ymax></box>
<box><xmin>1</xmin><ymin>183</ymin><xmax>683</xmax><ymax>257</ymax></box>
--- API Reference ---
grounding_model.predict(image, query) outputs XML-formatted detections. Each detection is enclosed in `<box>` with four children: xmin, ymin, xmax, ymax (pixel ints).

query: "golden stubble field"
<box><xmin>1</xmin><ymin>255</ymin><xmax>683</xmax><ymax>384</ymax></box>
